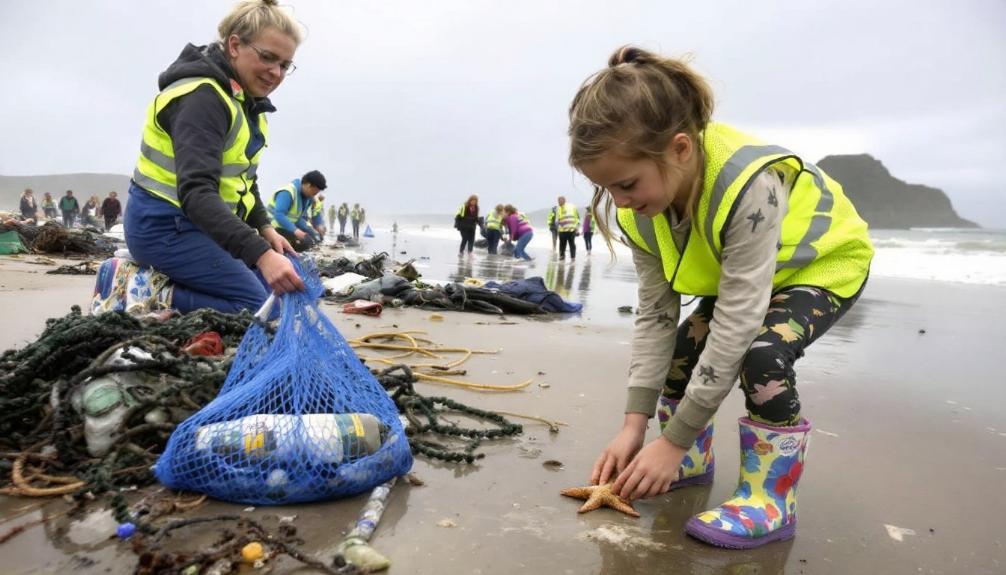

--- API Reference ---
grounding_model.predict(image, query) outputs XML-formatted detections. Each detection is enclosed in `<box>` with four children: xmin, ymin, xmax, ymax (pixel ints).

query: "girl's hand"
<box><xmin>612</xmin><ymin>435</ymin><xmax>686</xmax><ymax>501</ymax></box>
<box><xmin>590</xmin><ymin>413</ymin><xmax>648</xmax><ymax>486</ymax></box>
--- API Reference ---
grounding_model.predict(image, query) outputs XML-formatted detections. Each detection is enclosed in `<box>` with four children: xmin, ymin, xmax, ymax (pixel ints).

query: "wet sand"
<box><xmin>1</xmin><ymin>238</ymin><xmax>1005</xmax><ymax>575</ymax></box>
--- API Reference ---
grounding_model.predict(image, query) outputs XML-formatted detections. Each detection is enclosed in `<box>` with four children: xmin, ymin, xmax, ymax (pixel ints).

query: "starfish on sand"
<box><xmin>560</xmin><ymin>483</ymin><xmax>640</xmax><ymax>517</ymax></box>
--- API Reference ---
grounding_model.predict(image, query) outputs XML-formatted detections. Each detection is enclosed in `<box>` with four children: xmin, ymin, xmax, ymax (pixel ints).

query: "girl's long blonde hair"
<box><xmin>568</xmin><ymin>46</ymin><xmax>715</xmax><ymax>256</ymax></box>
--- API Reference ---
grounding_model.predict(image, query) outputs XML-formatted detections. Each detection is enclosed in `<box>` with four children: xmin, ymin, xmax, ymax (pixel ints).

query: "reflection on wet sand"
<box><xmin>577</xmin><ymin>484</ymin><xmax>794</xmax><ymax>575</ymax></box>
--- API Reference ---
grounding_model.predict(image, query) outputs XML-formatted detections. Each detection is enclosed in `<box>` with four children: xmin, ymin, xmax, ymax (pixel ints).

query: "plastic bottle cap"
<box><xmin>242</xmin><ymin>542</ymin><xmax>264</xmax><ymax>563</ymax></box>
<box><xmin>116</xmin><ymin>522</ymin><xmax>136</xmax><ymax>539</ymax></box>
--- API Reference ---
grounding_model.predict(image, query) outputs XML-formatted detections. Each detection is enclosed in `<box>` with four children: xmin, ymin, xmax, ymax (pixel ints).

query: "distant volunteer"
<box><xmin>311</xmin><ymin>194</ymin><xmax>327</xmax><ymax>238</ymax></box>
<box><xmin>268</xmin><ymin>170</ymin><xmax>326</xmax><ymax>252</ymax></box>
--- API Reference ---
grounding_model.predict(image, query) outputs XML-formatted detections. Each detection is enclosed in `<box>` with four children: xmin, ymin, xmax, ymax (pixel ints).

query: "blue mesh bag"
<box><xmin>154</xmin><ymin>257</ymin><xmax>412</xmax><ymax>504</ymax></box>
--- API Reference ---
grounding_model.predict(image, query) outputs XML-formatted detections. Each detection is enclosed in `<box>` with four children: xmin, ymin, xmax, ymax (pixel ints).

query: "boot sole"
<box><xmin>684</xmin><ymin>517</ymin><xmax>797</xmax><ymax>549</ymax></box>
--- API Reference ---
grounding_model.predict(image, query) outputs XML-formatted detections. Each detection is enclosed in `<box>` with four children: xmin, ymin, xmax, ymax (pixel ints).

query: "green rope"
<box><xmin>375</xmin><ymin>364</ymin><xmax>523</xmax><ymax>463</ymax></box>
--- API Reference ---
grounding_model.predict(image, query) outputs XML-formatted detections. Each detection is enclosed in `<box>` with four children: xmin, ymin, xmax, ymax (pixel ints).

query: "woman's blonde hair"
<box><xmin>218</xmin><ymin>0</ymin><xmax>302</xmax><ymax>46</ymax></box>
<box><xmin>568</xmin><ymin>46</ymin><xmax>714</xmax><ymax>256</ymax></box>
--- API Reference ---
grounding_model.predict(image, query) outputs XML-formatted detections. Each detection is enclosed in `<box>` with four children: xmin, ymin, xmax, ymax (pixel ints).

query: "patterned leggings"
<box><xmin>663</xmin><ymin>283</ymin><xmax>864</xmax><ymax>425</ymax></box>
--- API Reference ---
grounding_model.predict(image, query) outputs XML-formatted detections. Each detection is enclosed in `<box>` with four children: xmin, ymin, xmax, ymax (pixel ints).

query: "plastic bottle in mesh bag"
<box><xmin>194</xmin><ymin>413</ymin><xmax>387</xmax><ymax>464</ymax></box>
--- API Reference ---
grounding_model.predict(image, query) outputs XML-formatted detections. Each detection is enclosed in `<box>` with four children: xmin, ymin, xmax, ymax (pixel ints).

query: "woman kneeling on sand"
<box><xmin>121</xmin><ymin>0</ymin><xmax>304</xmax><ymax>313</ymax></box>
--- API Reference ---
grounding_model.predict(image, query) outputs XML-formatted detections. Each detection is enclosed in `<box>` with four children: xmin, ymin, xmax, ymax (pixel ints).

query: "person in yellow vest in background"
<box><xmin>268</xmin><ymin>170</ymin><xmax>325</xmax><ymax>252</ymax></box>
<box><xmin>123</xmin><ymin>0</ymin><xmax>304</xmax><ymax>314</ymax></box>
<box><xmin>311</xmin><ymin>193</ymin><xmax>326</xmax><ymax>239</ymax></box>
<box><xmin>582</xmin><ymin>205</ymin><xmax>597</xmax><ymax>254</ymax></box>
<box><xmin>350</xmin><ymin>203</ymin><xmax>361</xmax><ymax>240</ymax></box>
<box><xmin>546</xmin><ymin>205</ymin><xmax>559</xmax><ymax>251</ymax></box>
<box><xmin>554</xmin><ymin>195</ymin><xmax>580</xmax><ymax>261</ymax></box>
<box><xmin>569</xmin><ymin>46</ymin><xmax>872</xmax><ymax>550</ymax></box>
<box><xmin>327</xmin><ymin>202</ymin><xmax>336</xmax><ymax>232</ymax></box>
<box><xmin>337</xmin><ymin>202</ymin><xmax>349</xmax><ymax>236</ymax></box>
<box><xmin>454</xmin><ymin>195</ymin><xmax>480</xmax><ymax>257</ymax></box>
<box><xmin>484</xmin><ymin>203</ymin><xmax>505</xmax><ymax>255</ymax></box>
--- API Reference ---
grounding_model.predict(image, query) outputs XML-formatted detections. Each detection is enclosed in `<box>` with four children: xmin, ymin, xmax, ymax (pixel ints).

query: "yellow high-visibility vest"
<box><xmin>267</xmin><ymin>181</ymin><xmax>304</xmax><ymax>228</ymax></box>
<box><xmin>486</xmin><ymin>210</ymin><xmax>503</xmax><ymax>231</ymax></box>
<box><xmin>616</xmin><ymin>122</ymin><xmax>872</xmax><ymax>298</ymax></box>
<box><xmin>556</xmin><ymin>203</ymin><xmax>580</xmax><ymax>232</ymax></box>
<box><xmin>133</xmin><ymin>77</ymin><xmax>267</xmax><ymax>220</ymax></box>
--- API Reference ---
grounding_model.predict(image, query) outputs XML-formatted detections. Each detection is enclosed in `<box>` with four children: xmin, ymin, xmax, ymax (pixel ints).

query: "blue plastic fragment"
<box><xmin>116</xmin><ymin>522</ymin><xmax>136</xmax><ymax>539</ymax></box>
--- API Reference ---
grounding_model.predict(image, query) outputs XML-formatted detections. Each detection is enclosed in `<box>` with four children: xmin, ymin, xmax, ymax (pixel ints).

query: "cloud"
<box><xmin>1</xmin><ymin>0</ymin><xmax>1004</xmax><ymax>226</ymax></box>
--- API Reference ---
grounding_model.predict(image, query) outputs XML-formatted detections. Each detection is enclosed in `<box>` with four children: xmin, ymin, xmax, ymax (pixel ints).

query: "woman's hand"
<box><xmin>612</xmin><ymin>435</ymin><xmax>687</xmax><ymax>501</ymax></box>
<box><xmin>256</xmin><ymin>249</ymin><xmax>304</xmax><ymax>294</ymax></box>
<box><xmin>294</xmin><ymin>228</ymin><xmax>308</xmax><ymax>240</ymax></box>
<box><xmin>261</xmin><ymin>226</ymin><xmax>297</xmax><ymax>255</ymax></box>
<box><xmin>591</xmin><ymin>413</ymin><xmax>648</xmax><ymax>486</ymax></box>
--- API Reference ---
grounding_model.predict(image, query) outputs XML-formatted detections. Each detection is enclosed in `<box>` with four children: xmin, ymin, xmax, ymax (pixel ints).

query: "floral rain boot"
<box><xmin>92</xmin><ymin>257</ymin><xmax>173</xmax><ymax>315</ymax></box>
<box><xmin>656</xmin><ymin>395</ymin><xmax>714</xmax><ymax>489</ymax></box>
<box><xmin>685</xmin><ymin>417</ymin><xmax>811</xmax><ymax>549</ymax></box>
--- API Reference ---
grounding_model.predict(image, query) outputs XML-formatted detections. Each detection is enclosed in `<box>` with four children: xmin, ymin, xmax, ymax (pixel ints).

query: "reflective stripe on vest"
<box><xmin>616</xmin><ymin>122</ymin><xmax>873</xmax><ymax>298</ymax></box>
<box><xmin>133</xmin><ymin>77</ymin><xmax>266</xmax><ymax>221</ymax></box>
<box><xmin>556</xmin><ymin>204</ymin><xmax>579</xmax><ymax>232</ymax></box>
<box><xmin>485</xmin><ymin>211</ymin><xmax>502</xmax><ymax>230</ymax></box>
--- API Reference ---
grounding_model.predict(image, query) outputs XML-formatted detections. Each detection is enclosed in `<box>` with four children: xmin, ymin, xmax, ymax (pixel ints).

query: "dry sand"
<box><xmin>0</xmin><ymin>250</ymin><xmax>1004</xmax><ymax>575</ymax></box>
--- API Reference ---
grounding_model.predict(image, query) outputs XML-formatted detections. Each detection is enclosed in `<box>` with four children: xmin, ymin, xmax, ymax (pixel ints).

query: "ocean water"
<box><xmin>351</xmin><ymin>220</ymin><xmax>1006</xmax><ymax>323</ymax></box>
<box><xmin>868</xmin><ymin>228</ymin><xmax>1006</xmax><ymax>286</ymax></box>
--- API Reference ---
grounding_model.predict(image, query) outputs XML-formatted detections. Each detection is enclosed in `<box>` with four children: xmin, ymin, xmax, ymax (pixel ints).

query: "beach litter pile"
<box><xmin>318</xmin><ymin>253</ymin><xmax>580</xmax><ymax>315</ymax></box>
<box><xmin>1</xmin><ymin>219</ymin><xmax>118</xmax><ymax>258</ymax></box>
<box><xmin>0</xmin><ymin>274</ymin><xmax>539</xmax><ymax>572</ymax></box>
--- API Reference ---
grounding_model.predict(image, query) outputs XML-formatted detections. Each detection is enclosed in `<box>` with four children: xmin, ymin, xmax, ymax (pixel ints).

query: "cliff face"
<box><xmin>816</xmin><ymin>155</ymin><xmax>977</xmax><ymax>229</ymax></box>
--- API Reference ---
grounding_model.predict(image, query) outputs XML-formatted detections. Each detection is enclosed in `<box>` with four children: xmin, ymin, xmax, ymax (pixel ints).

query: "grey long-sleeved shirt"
<box><xmin>624</xmin><ymin>166</ymin><xmax>796</xmax><ymax>448</ymax></box>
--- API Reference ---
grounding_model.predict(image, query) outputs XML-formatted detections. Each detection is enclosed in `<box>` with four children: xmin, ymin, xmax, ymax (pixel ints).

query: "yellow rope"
<box><xmin>9</xmin><ymin>453</ymin><xmax>85</xmax><ymax>497</ymax></box>
<box><xmin>350</xmin><ymin>342</ymin><xmax>441</xmax><ymax>358</ymax></box>
<box><xmin>414</xmin><ymin>372</ymin><xmax>532</xmax><ymax>392</ymax></box>
<box><xmin>353</xmin><ymin>331</ymin><xmax>530</xmax><ymax>392</ymax></box>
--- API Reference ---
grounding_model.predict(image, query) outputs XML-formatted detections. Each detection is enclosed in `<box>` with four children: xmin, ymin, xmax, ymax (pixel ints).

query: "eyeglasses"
<box><xmin>244</xmin><ymin>42</ymin><xmax>297</xmax><ymax>76</ymax></box>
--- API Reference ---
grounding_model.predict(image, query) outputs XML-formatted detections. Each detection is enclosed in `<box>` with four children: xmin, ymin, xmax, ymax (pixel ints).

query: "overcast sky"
<box><xmin>1</xmin><ymin>0</ymin><xmax>1004</xmax><ymax>227</ymax></box>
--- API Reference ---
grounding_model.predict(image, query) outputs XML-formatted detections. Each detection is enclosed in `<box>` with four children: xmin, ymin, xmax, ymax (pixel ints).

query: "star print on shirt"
<box><xmin>767</xmin><ymin>187</ymin><xmax>778</xmax><ymax>207</ymax></box>
<box><xmin>698</xmin><ymin>365</ymin><xmax>718</xmax><ymax>384</ymax></box>
<box><xmin>746</xmin><ymin>209</ymin><xmax>766</xmax><ymax>232</ymax></box>
<box><xmin>656</xmin><ymin>311</ymin><xmax>676</xmax><ymax>329</ymax></box>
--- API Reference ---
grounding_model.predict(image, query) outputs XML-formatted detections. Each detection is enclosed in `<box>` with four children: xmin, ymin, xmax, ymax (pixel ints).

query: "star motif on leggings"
<box><xmin>767</xmin><ymin>187</ymin><xmax>779</xmax><ymax>207</ymax></box>
<box><xmin>698</xmin><ymin>365</ymin><xmax>718</xmax><ymax>384</ymax></box>
<box><xmin>747</xmin><ymin>209</ymin><xmax>766</xmax><ymax>232</ymax></box>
